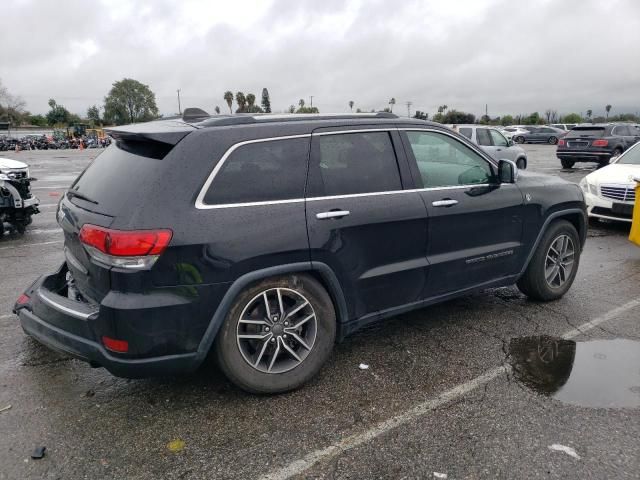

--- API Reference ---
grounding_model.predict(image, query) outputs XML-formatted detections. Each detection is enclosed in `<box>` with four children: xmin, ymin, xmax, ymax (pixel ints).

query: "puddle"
<box><xmin>508</xmin><ymin>336</ymin><xmax>640</xmax><ymax>408</ymax></box>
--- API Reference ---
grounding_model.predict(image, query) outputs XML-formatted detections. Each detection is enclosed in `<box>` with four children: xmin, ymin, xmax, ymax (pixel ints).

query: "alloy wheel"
<box><xmin>544</xmin><ymin>235</ymin><xmax>575</xmax><ymax>288</ymax></box>
<box><xmin>236</xmin><ymin>287</ymin><xmax>317</xmax><ymax>374</ymax></box>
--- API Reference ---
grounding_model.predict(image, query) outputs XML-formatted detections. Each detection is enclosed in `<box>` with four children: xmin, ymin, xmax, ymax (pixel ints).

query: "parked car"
<box><xmin>455</xmin><ymin>125</ymin><xmax>527</xmax><ymax>169</ymax></box>
<box><xmin>556</xmin><ymin>123</ymin><xmax>640</xmax><ymax>168</ymax></box>
<box><xmin>501</xmin><ymin>126</ymin><xmax>530</xmax><ymax>140</ymax></box>
<box><xmin>551</xmin><ymin>123</ymin><xmax>577</xmax><ymax>131</ymax></box>
<box><xmin>579</xmin><ymin>141</ymin><xmax>640</xmax><ymax>222</ymax></box>
<box><xmin>513</xmin><ymin>126</ymin><xmax>567</xmax><ymax>145</ymax></box>
<box><xmin>0</xmin><ymin>157</ymin><xmax>40</xmax><ymax>235</ymax></box>
<box><xmin>14</xmin><ymin>112</ymin><xmax>587</xmax><ymax>393</ymax></box>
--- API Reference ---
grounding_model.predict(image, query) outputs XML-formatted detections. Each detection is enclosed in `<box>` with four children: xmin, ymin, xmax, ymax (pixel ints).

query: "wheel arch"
<box><xmin>518</xmin><ymin>208</ymin><xmax>587</xmax><ymax>277</ymax></box>
<box><xmin>194</xmin><ymin>262</ymin><xmax>349</xmax><ymax>364</ymax></box>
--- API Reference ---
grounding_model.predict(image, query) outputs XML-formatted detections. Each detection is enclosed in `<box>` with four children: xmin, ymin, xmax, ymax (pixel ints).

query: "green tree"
<box><xmin>288</xmin><ymin>105</ymin><xmax>295</xmax><ymax>113</ymax></box>
<box><xmin>523</xmin><ymin>112</ymin><xmax>542</xmax><ymax>125</ymax></box>
<box><xmin>298</xmin><ymin>98</ymin><xmax>305</xmax><ymax>109</ymax></box>
<box><xmin>223</xmin><ymin>91</ymin><xmax>234</xmax><ymax>114</ymax></box>
<box><xmin>561</xmin><ymin>113</ymin><xmax>582</xmax><ymax>124</ymax></box>
<box><xmin>389</xmin><ymin>98</ymin><xmax>396</xmax><ymax>113</ymax></box>
<box><xmin>501</xmin><ymin>114</ymin><xmax>514</xmax><ymax>126</ymax></box>
<box><xmin>261</xmin><ymin>88</ymin><xmax>271</xmax><ymax>113</ymax></box>
<box><xmin>46</xmin><ymin>98</ymin><xmax>71</xmax><ymax>126</ymax></box>
<box><xmin>214</xmin><ymin>106</ymin><xmax>221</xmax><ymax>114</ymax></box>
<box><xmin>27</xmin><ymin>114</ymin><xmax>47</xmax><ymax>126</ymax></box>
<box><xmin>235</xmin><ymin>92</ymin><xmax>247</xmax><ymax>113</ymax></box>
<box><xmin>348</xmin><ymin>100</ymin><xmax>354</xmax><ymax>112</ymax></box>
<box><xmin>586</xmin><ymin>109</ymin><xmax>593</xmax><ymax>121</ymax></box>
<box><xmin>246</xmin><ymin>93</ymin><xmax>256</xmax><ymax>108</ymax></box>
<box><xmin>103</xmin><ymin>78</ymin><xmax>158</xmax><ymax>125</ymax></box>
<box><xmin>87</xmin><ymin>105</ymin><xmax>101</xmax><ymax>126</ymax></box>
<box><xmin>296</xmin><ymin>106</ymin><xmax>319</xmax><ymax>114</ymax></box>
<box><xmin>245</xmin><ymin>93</ymin><xmax>263</xmax><ymax>113</ymax></box>
<box><xmin>605</xmin><ymin>104</ymin><xmax>611</xmax><ymax>120</ymax></box>
<box><xmin>443</xmin><ymin>110</ymin><xmax>475</xmax><ymax>124</ymax></box>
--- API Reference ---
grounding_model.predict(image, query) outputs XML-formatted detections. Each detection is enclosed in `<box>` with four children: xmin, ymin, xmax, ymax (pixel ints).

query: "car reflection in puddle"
<box><xmin>508</xmin><ymin>336</ymin><xmax>640</xmax><ymax>408</ymax></box>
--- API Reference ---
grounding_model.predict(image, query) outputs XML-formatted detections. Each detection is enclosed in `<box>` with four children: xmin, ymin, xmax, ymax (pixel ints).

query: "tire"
<box><xmin>517</xmin><ymin>220</ymin><xmax>580</xmax><ymax>301</ymax></box>
<box><xmin>515</xmin><ymin>136</ymin><xmax>525</xmax><ymax>144</ymax></box>
<box><xmin>560</xmin><ymin>158</ymin><xmax>574</xmax><ymax>169</ymax></box>
<box><xmin>516</xmin><ymin>157</ymin><xmax>527</xmax><ymax>169</ymax></box>
<box><xmin>215</xmin><ymin>274</ymin><xmax>336</xmax><ymax>394</ymax></box>
<box><xmin>610</xmin><ymin>148</ymin><xmax>623</xmax><ymax>163</ymax></box>
<box><xmin>548</xmin><ymin>136</ymin><xmax>558</xmax><ymax>145</ymax></box>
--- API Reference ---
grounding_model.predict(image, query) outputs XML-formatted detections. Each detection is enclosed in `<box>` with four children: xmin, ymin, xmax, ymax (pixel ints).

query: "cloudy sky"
<box><xmin>2</xmin><ymin>0</ymin><xmax>639</xmax><ymax>119</ymax></box>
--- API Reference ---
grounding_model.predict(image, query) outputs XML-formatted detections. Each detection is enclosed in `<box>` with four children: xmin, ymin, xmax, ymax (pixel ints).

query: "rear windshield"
<box><xmin>567</xmin><ymin>127</ymin><xmax>605</xmax><ymax>138</ymax></box>
<box><xmin>70</xmin><ymin>141</ymin><xmax>167</xmax><ymax>214</ymax></box>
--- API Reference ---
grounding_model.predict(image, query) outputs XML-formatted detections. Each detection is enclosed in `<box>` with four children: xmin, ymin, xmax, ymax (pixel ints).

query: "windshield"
<box><xmin>567</xmin><ymin>127</ymin><xmax>605</xmax><ymax>138</ymax></box>
<box><xmin>617</xmin><ymin>145</ymin><xmax>640</xmax><ymax>165</ymax></box>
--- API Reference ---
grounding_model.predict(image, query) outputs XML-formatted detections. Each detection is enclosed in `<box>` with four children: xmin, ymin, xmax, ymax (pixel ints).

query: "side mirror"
<box><xmin>498</xmin><ymin>159</ymin><xmax>518</xmax><ymax>183</ymax></box>
<box><xmin>508</xmin><ymin>139</ymin><xmax>514</xmax><ymax>146</ymax></box>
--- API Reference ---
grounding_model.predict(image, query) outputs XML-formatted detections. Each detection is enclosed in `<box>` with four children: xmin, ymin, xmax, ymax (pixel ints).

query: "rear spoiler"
<box><xmin>104</xmin><ymin>119</ymin><xmax>196</xmax><ymax>146</ymax></box>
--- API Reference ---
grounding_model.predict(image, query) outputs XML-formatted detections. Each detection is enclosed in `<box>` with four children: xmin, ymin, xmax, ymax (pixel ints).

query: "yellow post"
<box><xmin>630</xmin><ymin>179</ymin><xmax>640</xmax><ymax>246</ymax></box>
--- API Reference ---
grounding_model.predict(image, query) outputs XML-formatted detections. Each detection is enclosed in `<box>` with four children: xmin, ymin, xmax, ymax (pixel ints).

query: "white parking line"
<box><xmin>260</xmin><ymin>298</ymin><xmax>640</xmax><ymax>480</ymax></box>
<box><xmin>0</xmin><ymin>313</ymin><xmax>14</xmax><ymax>321</ymax></box>
<box><xmin>0</xmin><ymin>240</ymin><xmax>63</xmax><ymax>250</ymax></box>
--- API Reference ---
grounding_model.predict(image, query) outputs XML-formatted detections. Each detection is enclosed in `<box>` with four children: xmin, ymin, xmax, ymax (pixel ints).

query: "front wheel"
<box><xmin>215</xmin><ymin>274</ymin><xmax>336</xmax><ymax>394</ymax></box>
<box><xmin>517</xmin><ymin>220</ymin><xmax>580</xmax><ymax>301</ymax></box>
<box><xmin>515</xmin><ymin>136</ymin><xmax>525</xmax><ymax>144</ymax></box>
<box><xmin>516</xmin><ymin>157</ymin><xmax>527</xmax><ymax>169</ymax></box>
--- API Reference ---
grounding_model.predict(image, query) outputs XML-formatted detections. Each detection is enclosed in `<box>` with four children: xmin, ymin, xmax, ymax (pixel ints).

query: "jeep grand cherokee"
<box><xmin>14</xmin><ymin>111</ymin><xmax>587</xmax><ymax>393</ymax></box>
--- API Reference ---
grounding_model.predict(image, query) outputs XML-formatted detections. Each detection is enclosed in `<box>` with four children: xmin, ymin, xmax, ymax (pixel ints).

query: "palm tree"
<box><xmin>389</xmin><ymin>98</ymin><xmax>396</xmax><ymax>113</ymax></box>
<box><xmin>442</xmin><ymin>104</ymin><xmax>448</xmax><ymax>115</ymax></box>
<box><xmin>605</xmin><ymin>104</ymin><xmax>612</xmax><ymax>120</ymax></box>
<box><xmin>223</xmin><ymin>91</ymin><xmax>233</xmax><ymax>114</ymax></box>
<box><xmin>235</xmin><ymin>92</ymin><xmax>246</xmax><ymax>112</ymax></box>
<box><xmin>348</xmin><ymin>100</ymin><xmax>354</xmax><ymax>112</ymax></box>
<box><xmin>586</xmin><ymin>109</ymin><xmax>593</xmax><ymax>120</ymax></box>
<box><xmin>214</xmin><ymin>106</ymin><xmax>220</xmax><ymax>114</ymax></box>
<box><xmin>299</xmin><ymin>99</ymin><xmax>305</xmax><ymax>109</ymax></box>
<box><xmin>437</xmin><ymin>106</ymin><xmax>444</xmax><ymax>115</ymax></box>
<box><xmin>246</xmin><ymin>93</ymin><xmax>256</xmax><ymax>108</ymax></box>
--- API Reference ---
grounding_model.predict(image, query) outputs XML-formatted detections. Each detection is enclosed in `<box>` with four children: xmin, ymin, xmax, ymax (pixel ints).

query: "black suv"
<box><xmin>14</xmin><ymin>112</ymin><xmax>587</xmax><ymax>393</ymax></box>
<box><xmin>556</xmin><ymin>123</ymin><xmax>640</xmax><ymax>168</ymax></box>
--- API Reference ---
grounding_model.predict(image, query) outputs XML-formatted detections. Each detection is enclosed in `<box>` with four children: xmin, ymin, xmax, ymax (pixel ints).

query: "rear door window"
<box><xmin>459</xmin><ymin>128</ymin><xmax>472</xmax><ymax>139</ymax></box>
<box><xmin>476</xmin><ymin>128</ymin><xmax>492</xmax><ymax>146</ymax></box>
<box><xmin>308</xmin><ymin>132</ymin><xmax>402</xmax><ymax>196</ymax></box>
<box><xmin>204</xmin><ymin>137</ymin><xmax>309</xmax><ymax>205</ymax></box>
<box><xmin>613</xmin><ymin>126</ymin><xmax>630</xmax><ymax>136</ymax></box>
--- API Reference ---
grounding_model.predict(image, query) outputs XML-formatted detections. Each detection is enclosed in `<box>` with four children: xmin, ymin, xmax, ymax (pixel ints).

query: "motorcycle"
<box><xmin>0</xmin><ymin>157</ymin><xmax>40</xmax><ymax>236</ymax></box>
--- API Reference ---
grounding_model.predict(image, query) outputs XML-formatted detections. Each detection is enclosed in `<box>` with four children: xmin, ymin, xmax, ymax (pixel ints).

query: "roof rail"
<box><xmin>194</xmin><ymin>111</ymin><xmax>399</xmax><ymax>128</ymax></box>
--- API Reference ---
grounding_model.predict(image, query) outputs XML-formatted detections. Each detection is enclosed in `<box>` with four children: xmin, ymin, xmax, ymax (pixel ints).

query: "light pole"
<box><xmin>177</xmin><ymin>89</ymin><xmax>182</xmax><ymax>115</ymax></box>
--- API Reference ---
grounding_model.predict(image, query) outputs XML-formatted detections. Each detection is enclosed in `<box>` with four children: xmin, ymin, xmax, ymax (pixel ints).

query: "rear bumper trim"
<box><xmin>38</xmin><ymin>288</ymin><xmax>98</xmax><ymax>320</ymax></box>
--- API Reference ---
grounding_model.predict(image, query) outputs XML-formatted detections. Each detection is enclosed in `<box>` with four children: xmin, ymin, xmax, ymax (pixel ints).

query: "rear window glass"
<box><xmin>567</xmin><ymin>127</ymin><xmax>605</xmax><ymax>137</ymax></box>
<box><xmin>459</xmin><ymin>128</ymin><xmax>472</xmax><ymax>139</ymax></box>
<box><xmin>204</xmin><ymin>137</ymin><xmax>308</xmax><ymax>205</ymax></box>
<box><xmin>70</xmin><ymin>142</ymin><xmax>167</xmax><ymax>214</ymax></box>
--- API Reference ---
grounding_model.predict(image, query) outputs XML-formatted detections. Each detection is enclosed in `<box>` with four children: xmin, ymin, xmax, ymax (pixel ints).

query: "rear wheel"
<box><xmin>515</xmin><ymin>136</ymin><xmax>525</xmax><ymax>144</ymax></box>
<box><xmin>560</xmin><ymin>158</ymin><xmax>574</xmax><ymax>169</ymax></box>
<box><xmin>517</xmin><ymin>220</ymin><xmax>580</xmax><ymax>301</ymax></box>
<box><xmin>215</xmin><ymin>274</ymin><xmax>336</xmax><ymax>394</ymax></box>
<box><xmin>548</xmin><ymin>136</ymin><xmax>558</xmax><ymax>145</ymax></box>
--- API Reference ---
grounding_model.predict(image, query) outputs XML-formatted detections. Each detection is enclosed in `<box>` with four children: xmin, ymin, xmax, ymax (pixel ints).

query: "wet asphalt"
<box><xmin>0</xmin><ymin>146</ymin><xmax>638</xmax><ymax>480</ymax></box>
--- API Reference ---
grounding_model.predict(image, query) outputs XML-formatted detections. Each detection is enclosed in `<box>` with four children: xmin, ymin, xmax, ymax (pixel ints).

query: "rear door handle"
<box><xmin>316</xmin><ymin>210</ymin><xmax>350</xmax><ymax>220</ymax></box>
<box><xmin>432</xmin><ymin>199</ymin><xmax>458</xmax><ymax>207</ymax></box>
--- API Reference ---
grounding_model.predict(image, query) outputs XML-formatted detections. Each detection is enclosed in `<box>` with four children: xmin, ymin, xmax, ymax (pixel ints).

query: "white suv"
<box><xmin>452</xmin><ymin>125</ymin><xmax>528</xmax><ymax>169</ymax></box>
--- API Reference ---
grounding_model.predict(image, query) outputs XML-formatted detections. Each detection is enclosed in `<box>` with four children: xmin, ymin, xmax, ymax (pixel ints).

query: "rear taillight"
<box><xmin>79</xmin><ymin>225</ymin><xmax>172</xmax><ymax>270</ymax></box>
<box><xmin>16</xmin><ymin>293</ymin><xmax>30</xmax><ymax>305</ymax></box>
<box><xmin>592</xmin><ymin>139</ymin><xmax>609</xmax><ymax>147</ymax></box>
<box><xmin>558</xmin><ymin>139</ymin><xmax>565</xmax><ymax>146</ymax></box>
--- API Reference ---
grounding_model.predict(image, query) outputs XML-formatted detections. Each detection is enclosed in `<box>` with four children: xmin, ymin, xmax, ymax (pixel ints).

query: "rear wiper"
<box><xmin>67</xmin><ymin>189</ymin><xmax>99</xmax><ymax>205</ymax></box>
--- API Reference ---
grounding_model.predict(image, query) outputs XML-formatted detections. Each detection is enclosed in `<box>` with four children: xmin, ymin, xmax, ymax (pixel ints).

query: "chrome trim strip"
<box><xmin>195</xmin><ymin>134</ymin><xmax>311</xmax><ymax>210</ymax></box>
<box><xmin>64</xmin><ymin>247</ymin><xmax>88</xmax><ymax>275</ymax></box>
<box><xmin>38</xmin><ymin>289</ymin><xmax>97</xmax><ymax>321</ymax></box>
<box><xmin>194</xmin><ymin>125</ymin><xmax>497</xmax><ymax>210</ymax></box>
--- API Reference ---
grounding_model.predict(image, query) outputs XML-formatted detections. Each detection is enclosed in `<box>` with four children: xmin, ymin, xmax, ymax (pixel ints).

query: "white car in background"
<box><xmin>580</xmin><ymin>142</ymin><xmax>640</xmax><ymax>223</ymax></box>
<box><xmin>501</xmin><ymin>126</ymin><xmax>530</xmax><ymax>140</ymax></box>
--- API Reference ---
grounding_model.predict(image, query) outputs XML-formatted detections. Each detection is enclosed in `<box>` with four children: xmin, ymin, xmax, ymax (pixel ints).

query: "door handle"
<box><xmin>316</xmin><ymin>210</ymin><xmax>350</xmax><ymax>220</ymax></box>
<box><xmin>432</xmin><ymin>199</ymin><xmax>458</xmax><ymax>207</ymax></box>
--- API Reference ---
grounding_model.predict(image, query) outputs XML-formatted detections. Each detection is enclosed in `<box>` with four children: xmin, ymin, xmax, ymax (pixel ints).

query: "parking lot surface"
<box><xmin>1</xmin><ymin>145</ymin><xmax>638</xmax><ymax>479</ymax></box>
